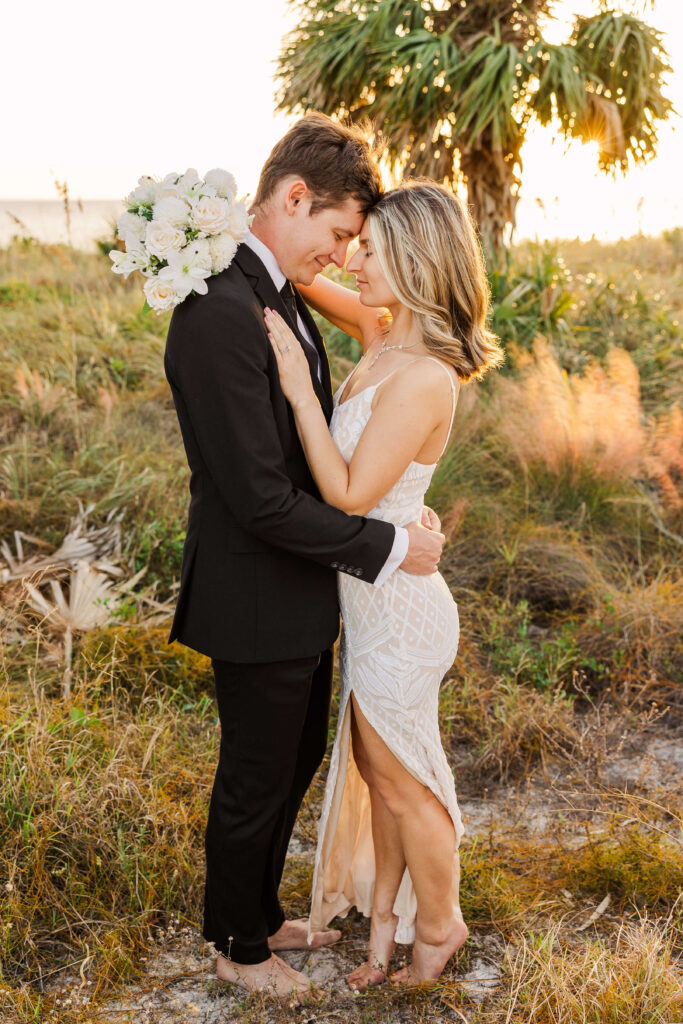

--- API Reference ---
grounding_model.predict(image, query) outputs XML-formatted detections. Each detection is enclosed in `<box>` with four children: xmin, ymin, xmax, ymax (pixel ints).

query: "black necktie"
<box><xmin>279</xmin><ymin>280</ymin><xmax>299</xmax><ymax>325</ymax></box>
<box><xmin>278</xmin><ymin>280</ymin><xmax>320</xmax><ymax>381</ymax></box>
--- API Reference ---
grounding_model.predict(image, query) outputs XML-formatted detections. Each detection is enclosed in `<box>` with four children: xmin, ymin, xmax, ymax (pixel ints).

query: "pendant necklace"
<box><xmin>367</xmin><ymin>335</ymin><xmax>419</xmax><ymax>371</ymax></box>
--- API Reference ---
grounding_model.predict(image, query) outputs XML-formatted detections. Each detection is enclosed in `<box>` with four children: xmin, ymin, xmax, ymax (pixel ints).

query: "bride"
<box><xmin>264</xmin><ymin>180</ymin><xmax>503</xmax><ymax>989</ymax></box>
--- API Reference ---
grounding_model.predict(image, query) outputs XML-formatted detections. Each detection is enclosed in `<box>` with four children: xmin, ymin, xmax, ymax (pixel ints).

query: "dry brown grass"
<box><xmin>499</xmin><ymin>342</ymin><xmax>647</xmax><ymax>483</ymax></box>
<box><xmin>0</xmin><ymin>669</ymin><xmax>212</xmax><ymax>991</ymax></box>
<box><xmin>577</xmin><ymin>574</ymin><xmax>683</xmax><ymax>712</ymax></box>
<box><xmin>503</xmin><ymin>919</ymin><xmax>682</xmax><ymax>1023</ymax></box>
<box><xmin>441</xmin><ymin>646</ymin><xmax>579</xmax><ymax>782</ymax></box>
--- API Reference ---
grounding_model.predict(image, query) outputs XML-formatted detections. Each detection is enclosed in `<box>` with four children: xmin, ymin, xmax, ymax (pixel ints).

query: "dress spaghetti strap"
<box><xmin>422</xmin><ymin>357</ymin><xmax>459</xmax><ymax>460</ymax></box>
<box><xmin>372</xmin><ymin>358</ymin><xmax>422</xmax><ymax>394</ymax></box>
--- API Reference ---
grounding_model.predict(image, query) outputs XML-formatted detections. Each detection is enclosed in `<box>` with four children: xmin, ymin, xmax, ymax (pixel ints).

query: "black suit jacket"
<box><xmin>164</xmin><ymin>242</ymin><xmax>396</xmax><ymax>663</ymax></box>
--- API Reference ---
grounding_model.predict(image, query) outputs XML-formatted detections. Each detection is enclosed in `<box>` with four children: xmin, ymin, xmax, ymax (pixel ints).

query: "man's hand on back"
<box><xmin>400</xmin><ymin>520</ymin><xmax>445</xmax><ymax>576</ymax></box>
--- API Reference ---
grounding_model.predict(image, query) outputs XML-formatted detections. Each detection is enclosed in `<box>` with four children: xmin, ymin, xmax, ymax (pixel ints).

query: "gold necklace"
<box><xmin>367</xmin><ymin>335</ymin><xmax>419</xmax><ymax>370</ymax></box>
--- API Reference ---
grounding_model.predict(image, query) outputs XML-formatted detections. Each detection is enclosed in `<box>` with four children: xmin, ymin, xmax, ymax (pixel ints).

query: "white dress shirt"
<box><xmin>243</xmin><ymin>231</ymin><xmax>409</xmax><ymax>586</ymax></box>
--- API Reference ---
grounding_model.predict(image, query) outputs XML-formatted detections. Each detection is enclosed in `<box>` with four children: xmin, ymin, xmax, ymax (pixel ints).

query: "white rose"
<box><xmin>226</xmin><ymin>202</ymin><xmax>251</xmax><ymax>241</ymax></box>
<box><xmin>127</xmin><ymin>175</ymin><xmax>162</xmax><ymax>206</ymax></box>
<box><xmin>192</xmin><ymin>196</ymin><xmax>231</xmax><ymax>234</ymax></box>
<box><xmin>153</xmin><ymin>196</ymin><xmax>190</xmax><ymax>228</ymax></box>
<box><xmin>116</xmin><ymin>211</ymin><xmax>147</xmax><ymax>250</ymax></box>
<box><xmin>209</xmin><ymin>232</ymin><xmax>238</xmax><ymax>273</ymax></box>
<box><xmin>144</xmin><ymin>276</ymin><xmax>179</xmax><ymax>313</ymax></box>
<box><xmin>204</xmin><ymin>168</ymin><xmax>237</xmax><ymax>201</ymax></box>
<box><xmin>145</xmin><ymin>221</ymin><xmax>186</xmax><ymax>259</ymax></box>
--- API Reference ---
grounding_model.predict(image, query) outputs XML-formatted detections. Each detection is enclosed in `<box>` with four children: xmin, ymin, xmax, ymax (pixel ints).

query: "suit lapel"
<box><xmin>234</xmin><ymin>244</ymin><xmax>332</xmax><ymax>418</ymax></box>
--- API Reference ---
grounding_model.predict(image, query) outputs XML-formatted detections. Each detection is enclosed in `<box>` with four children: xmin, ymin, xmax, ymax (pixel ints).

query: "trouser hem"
<box><xmin>205</xmin><ymin>930</ymin><xmax>271</xmax><ymax>966</ymax></box>
<box><xmin>268</xmin><ymin>907</ymin><xmax>286</xmax><ymax>938</ymax></box>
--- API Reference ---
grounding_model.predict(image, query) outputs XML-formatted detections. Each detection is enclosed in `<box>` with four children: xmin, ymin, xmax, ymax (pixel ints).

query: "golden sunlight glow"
<box><xmin>515</xmin><ymin>0</ymin><xmax>682</xmax><ymax>241</ymax></box>
<box><xmin>1</xmin><ymin>0</ymin><xmax>680</xmax><ymax>244</ymax></box>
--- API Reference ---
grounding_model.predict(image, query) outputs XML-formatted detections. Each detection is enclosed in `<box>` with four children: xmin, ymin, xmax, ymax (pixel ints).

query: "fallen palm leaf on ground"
<box><xmin>24</xmin><ymin>560</ymin><xmax>147</xmax><ymax>696</ymax></box>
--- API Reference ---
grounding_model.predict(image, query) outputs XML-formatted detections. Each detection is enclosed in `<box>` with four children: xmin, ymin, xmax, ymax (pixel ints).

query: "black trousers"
<box><xmin>202</xmin><ymin>648</ymin><xmax>333</xmax><ymax>965</ymax></box>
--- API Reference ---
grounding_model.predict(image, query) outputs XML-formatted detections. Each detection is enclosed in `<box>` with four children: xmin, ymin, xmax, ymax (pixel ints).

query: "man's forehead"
<box><xmin>326</xmin><ymin>197</ymin><xmax>364</xmax><ymax>235</ymax></box>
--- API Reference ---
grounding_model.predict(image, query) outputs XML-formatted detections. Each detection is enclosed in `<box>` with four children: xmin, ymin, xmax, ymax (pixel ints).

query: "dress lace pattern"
<box><xmin>308</xmin><ymin>360</ymin><xmax>465</xmax><ymax>945</ymax></box>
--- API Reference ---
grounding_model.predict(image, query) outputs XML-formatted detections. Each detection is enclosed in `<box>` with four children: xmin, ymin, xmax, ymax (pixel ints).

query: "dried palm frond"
<box><xmin>24</xmin><ymin>560</ymin><xmax>147</xmax><ymax>697</ymax></box>
<box><xmin>0</xmin><ymin>503</ymin><xmax>124</xmax><ymax>585</ymax></box>
<box><xmin>25</xmin><ymin>562</ymin><xmax>118</xmax><ymax>633</ymax></box>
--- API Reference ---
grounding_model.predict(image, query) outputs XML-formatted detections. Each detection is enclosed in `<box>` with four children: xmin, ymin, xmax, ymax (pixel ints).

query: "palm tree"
<box><xmin>276</xmin><ymin>0</ymin><xmax>673</xmax><ymax>253</ymax></box>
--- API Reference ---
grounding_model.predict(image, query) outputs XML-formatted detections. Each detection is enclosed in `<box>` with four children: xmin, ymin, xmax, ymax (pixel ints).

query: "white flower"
<box><xmin>192</xmin><ymin>238</ymin><xmax>212</xmax><ymax>271</ymax></box>
<box><xmin>110</xmin><ymin>166</ymin><xmax>243</xmax><ymax>311</ymax></box>
<box><xmin>171</xmin><ymin>168</ymin><xmax>204</xmax><ymax>206</ymax></box>
<box><xmin>127</xmin><ymin>175</ymin><xmax>162</xmax><ymax>206</ymax></box>
<box><xmin>159</xmin><ymin>243</ymin><xmax>213</xmax><ymax>299</ymax></box>
<box><xmin>226</xmin><ymin>202</ymin><xmax>251</xmax><ymax>241</ymax></box>
<box><xmin>144</xmin><ymin>277</ymin><xmax>180</xmax><ymax>313</ymax></box>
<box><xmin>109</xmin><ymin>248</ymin><xmax>149</xmax><ymax>278</ymax></box>
<box><xmin>159</xmin><ymin>171</ymin><xmax>181</xmax><ymax>198</ymax></box>
<box><xmin>192</xmin><ymin>196</ymin><xmax>232</xmax><ymax>235</ymax></box>
<box><xmin>209</xmin><ymin>232</ymin><xmax>238</xmax><ymax>273</ymax></box>
<box><xmin>145</xmin><ymin>220</ymin><xmax>187</xmax><ymax>259</ymax></box>
<box><xmin>116</xmin><ymin>211</ymin><xmax>147</xmax><ymax>250</ymax></box>
<box><xmin>204</xmin><ymin>168</ymin><xmax>237</xmax><ymax>201</ymax></box>
<box><xmin>153</xmin><ymin>196</ymin><xmax>190</xmax><ymax>228</ymax></box>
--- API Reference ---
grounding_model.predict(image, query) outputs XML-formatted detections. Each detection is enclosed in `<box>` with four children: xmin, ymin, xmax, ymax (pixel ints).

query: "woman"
<box><xmin>264</xmin><ymin>180</ymin><xmax>503</xmax><ymax>989</ymax></box>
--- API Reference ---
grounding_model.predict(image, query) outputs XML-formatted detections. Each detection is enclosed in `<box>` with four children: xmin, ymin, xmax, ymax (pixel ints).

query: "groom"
<box><xmin>164</xmin><ymin>113</ymin><xmax>445</xmax><ymax>997</ymax></box>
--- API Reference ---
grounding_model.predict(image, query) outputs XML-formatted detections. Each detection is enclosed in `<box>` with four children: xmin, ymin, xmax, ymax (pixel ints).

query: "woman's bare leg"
<box><xmin>346</xmin><ymin>698</ymin><xmax>405</xmax><ymax>990</ymax></box>
<box><xmin>350</xmin><ymin>695</ymin><xmax>467</xmax><ymax>984</ymax></box>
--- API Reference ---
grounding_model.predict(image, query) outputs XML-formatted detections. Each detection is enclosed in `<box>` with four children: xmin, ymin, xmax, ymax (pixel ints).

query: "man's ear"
<box><xmin>284</xmin><ymin>179</ymin><xmax>308</xmax><ymax>215</ymax></box>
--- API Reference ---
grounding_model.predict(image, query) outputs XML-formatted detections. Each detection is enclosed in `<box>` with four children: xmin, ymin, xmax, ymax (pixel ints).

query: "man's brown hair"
<box><xmin>252</xmin><ymin>112</ymin><xmax>382</xmax><ymax>216</ymax></box>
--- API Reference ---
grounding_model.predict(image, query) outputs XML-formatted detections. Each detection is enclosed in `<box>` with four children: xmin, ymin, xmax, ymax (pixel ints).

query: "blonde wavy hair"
<box><xmin>368</xmin><ymin>180</ymin><xmax>504</xmax><ymax>382</ymax></box>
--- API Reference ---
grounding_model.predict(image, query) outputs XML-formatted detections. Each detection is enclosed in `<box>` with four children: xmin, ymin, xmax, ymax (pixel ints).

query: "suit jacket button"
<box><xmin>331</xmin><ymin>561</ymin><xmax>339</xmax><ymax>569</ymax></box>
<box><xmin>354</xmin><ymin>569</ymin><xmax>363</xmax><ymax>577</ymax></box>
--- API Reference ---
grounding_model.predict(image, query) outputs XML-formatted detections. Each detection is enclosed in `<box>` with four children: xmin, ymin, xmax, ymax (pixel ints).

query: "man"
<box><xmin>164</xmin><ymin>113</ymin><xmax>445</xmax><ymax>998</ymax></box>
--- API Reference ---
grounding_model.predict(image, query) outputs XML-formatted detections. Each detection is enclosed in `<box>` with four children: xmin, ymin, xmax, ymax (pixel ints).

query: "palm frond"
<box><xmin>572</xmin><ymin>11</ymin><xmax>674</xmax><ymax>168</ymax></box>
<box><xmin>531</xmin><ymin>44</ymin><xmax>593</xmax><ymax>129</ymax></box>
<box><xmin>450</xmin><ymin>36</ymin><xmax>526</xmax><ymax>151</ymax></box>
<box><xmin>274</xmin><ymin>0</ymin><xmax>674</xmax><ymax>251</ymax></box>
<box><xmin>276</xmin><ymin>0</ymin><xmax>429</xmax><ymax>116</ymax></box>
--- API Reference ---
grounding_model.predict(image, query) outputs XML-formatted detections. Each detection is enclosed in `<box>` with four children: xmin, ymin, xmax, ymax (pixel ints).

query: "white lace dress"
<box><xmin>308</xmin><ymin>358</ymin><xmax>465</xmax><ymax>945</ymax></box>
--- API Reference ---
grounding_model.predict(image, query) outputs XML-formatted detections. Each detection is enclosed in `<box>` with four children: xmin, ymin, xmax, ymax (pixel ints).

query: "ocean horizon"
<box><xmin>0</xmin><ymin>199</ymin><xmax>124</xmax><ymax>251</ymax></box>
<box><xmin>2</xmin><ymin>197</ymin><xmax>682</xmax><ymax>251</ymax></box>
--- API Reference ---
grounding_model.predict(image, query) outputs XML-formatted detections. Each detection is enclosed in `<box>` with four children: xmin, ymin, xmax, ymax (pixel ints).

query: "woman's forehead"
<box><xmin>358</xmin><ymin>218</ymin><xmax>372</xmax><ymax>244</ymax></box>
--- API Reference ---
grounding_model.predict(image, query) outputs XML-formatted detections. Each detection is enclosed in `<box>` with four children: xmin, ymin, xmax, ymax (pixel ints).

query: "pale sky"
<box><xmin>3</xmin><ymin>0</ymin><xmax>682</xmax><ymax>241</ymax></box>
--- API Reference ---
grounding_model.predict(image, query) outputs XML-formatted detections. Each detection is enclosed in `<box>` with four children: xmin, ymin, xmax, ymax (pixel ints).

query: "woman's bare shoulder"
<box><xmin>384</xmin><ymin>355</ymin><xmax>457</xmax><ymax>396</ymax></box>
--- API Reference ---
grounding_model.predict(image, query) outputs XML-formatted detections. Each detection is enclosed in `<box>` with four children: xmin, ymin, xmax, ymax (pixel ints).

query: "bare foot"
<box><xmin>391</xmin><ymin>917</ymin><xmax>468</xmax><ymax>985</ymax></box>
<box><xmin>347</xmin><ymin>909</ymin><xmax>398</xmax><ymax>992</ymax></box>
<box><xmin>216</xmin><ymin>952</ymin><xmax>319</xmax><ymax>1003</ymax></box>
<box><xmin>269</xmin><ymin>917</ymin><xmax>341</xmax><ymax>951</ymax></box>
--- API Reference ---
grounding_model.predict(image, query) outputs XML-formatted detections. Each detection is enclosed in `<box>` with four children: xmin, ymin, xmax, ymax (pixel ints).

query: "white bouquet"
<box><xmin>109</xmin><ymin>168</ymin><xmax>252</xmax><ymax>313</ymax></box>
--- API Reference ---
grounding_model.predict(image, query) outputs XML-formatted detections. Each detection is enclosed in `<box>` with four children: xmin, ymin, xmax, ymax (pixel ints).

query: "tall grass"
<box><xmin>504</xmin><ymin>921</ymin><xmax>682</xmax><ymax>1023</ymax></box>
<box><xmin>1</xmin><ymin>235</ymin><xmax>681</xmax><ymax>1020</ymax></box>
<box><xmin>0</xmin><ymin>666</ymin><xmax>213</xmax><ymax>989</ymax></box>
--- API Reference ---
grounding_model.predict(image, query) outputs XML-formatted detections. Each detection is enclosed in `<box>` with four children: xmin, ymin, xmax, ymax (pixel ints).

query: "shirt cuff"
<box><xmin>372</xmin><ymin>526</ymin><xmax>409</xmax><ymax>587</ymax></box>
